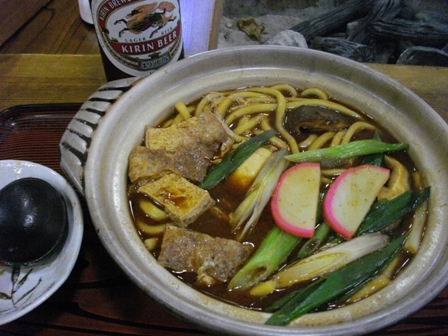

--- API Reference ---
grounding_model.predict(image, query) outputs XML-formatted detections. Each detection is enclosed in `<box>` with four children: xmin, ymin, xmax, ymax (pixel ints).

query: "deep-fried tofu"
<box><xmin>128</xmin><ymin>111</ymin><xmax>230</xmax><ymax>183</ymax></box>
<box><xmin>138</xmin><ymin>172</ymin><xmax>214</xmax><ymax>226</ymax></box>
<box><xmin>131</xmin><ymin>110</ymin><xmax>230</xmax><ymax>183</ymax></box>
<box><xmin>158</xmin><ymin>225</ymin><xmax>253</xmax><ymax>283</ymax></box>
<box><xmin>128</xmin><ymin>146</ymin><xmax>170</xmax><ymax>183</ymax></box>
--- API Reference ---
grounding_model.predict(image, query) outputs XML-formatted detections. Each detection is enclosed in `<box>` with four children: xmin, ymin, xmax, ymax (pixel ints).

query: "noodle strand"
<box><xmin>331</xmin><ymin>130</ymin><xmax>346</xmax><ymax>147</ymax></box>
<box><xmin>309</xmin><ymin>132</ymin><xmax>336</xmax><ymax>150</ymax></box>
<box><xmin>225</xmin><ymin>103</ymin><xmax>277</xmax><ymax>125</ymax></box>
<box><xmin>300</xmin><ymin>87</ymin><xmax>329</xmax><ymax>100</ymax></box>
<box><xmin>174</xmin><ymin>102</ymin><xmax>191</xmax><ymax>121</ymax></box>
<box><xmin>287</xmin><ymin>99</ymin><xmax>363</xmax><ymax>120</ymax></box>
<box><xmin>341</xmin><ymin>121</ymin><xmax>376</xmax><ymax>144</ymax></box>
<box><xmin>270</xmin><ymin>84</ymin><xmax>299</xmax><ymax>97</ymax></box>
<box><xmin>234</xmin><ymin>115</ymin><xmax>264</xmax><ymax>135</ymax></box>
<box><xmin>247</xmin><ymin>87</ymin><xmax>299</xmax><ymax>153</ymax></box>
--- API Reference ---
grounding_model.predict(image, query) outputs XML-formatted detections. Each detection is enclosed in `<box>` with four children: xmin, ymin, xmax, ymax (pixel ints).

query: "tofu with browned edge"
<box><xmin>128</xmin><ymin>110</ymin><xmax>230</xmax><ymax>183</ymax></box>
<box><xmin>158</xmin><ymin>225</ymin><xmax>253</xmax><ymax>284</ymax></box>
<box><xmin>138</xmin><ymin>172</ymin><xmax>214</xmax><ymax>226</ymax></box>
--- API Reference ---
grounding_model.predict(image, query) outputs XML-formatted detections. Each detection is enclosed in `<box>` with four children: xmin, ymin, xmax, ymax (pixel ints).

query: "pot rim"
<box><xmin>84</xmin><ymin>46</ymin><xmax>448</xmax><ymax>335</ymax></box>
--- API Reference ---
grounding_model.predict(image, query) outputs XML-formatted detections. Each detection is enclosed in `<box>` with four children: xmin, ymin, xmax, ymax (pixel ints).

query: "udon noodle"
<box><xmin>127</xmin><ymin>84</ymin><xmax>428</xmax><ymax>320</ymax></box>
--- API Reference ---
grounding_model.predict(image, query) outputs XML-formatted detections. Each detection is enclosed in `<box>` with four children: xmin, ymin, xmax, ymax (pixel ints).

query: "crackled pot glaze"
<box><xmin>60</xmin><ymin>46</ymin><xmax>448</xmax><ymax>335</ymax></box>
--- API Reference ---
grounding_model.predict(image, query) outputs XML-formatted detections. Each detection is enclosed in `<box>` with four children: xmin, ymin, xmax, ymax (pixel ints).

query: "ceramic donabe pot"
<box><xmin>60</xmin><ymin>46</ymin><xmax>448</xmax><ymax>335</ymax></box>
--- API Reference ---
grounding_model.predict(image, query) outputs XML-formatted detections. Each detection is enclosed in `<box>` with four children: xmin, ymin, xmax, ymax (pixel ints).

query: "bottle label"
<box><xmin>92</xmin><ymin>0</ymin><xmax>182</xmax><ymax>77</ymax></box>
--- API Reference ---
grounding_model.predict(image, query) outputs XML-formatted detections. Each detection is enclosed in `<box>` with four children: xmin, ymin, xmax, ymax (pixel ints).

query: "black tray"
<box><xmin>0</xmin><ymin>103</ymin><xmax>82</xmax><ymax>175</ymax></box>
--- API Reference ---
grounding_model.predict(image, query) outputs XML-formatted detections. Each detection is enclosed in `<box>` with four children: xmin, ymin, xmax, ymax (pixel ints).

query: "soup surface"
<box><xmin>127</xmin><ymin>85</ymin><xmax>428</xmax><ymax>319</ymax></box>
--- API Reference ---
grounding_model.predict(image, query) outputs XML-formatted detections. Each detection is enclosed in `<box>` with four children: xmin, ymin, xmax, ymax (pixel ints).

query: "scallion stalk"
<box><xmin>357</xmin><ymin>187</ymin><xmax>430</xmax><ymax>236</ymax></box>
<box><xmin>230</xmin><ymin>148</ymin><xmax>289</xmax><ymax>241</ymax></box>
<box><xmin>198</xmin><ymin>129</ymin><xmax>276</xmax><ymax>189</ymax></box>
<box><xmin>405</xmin><ymin>199</ymin><xmax>428</xmax><ymax>254</ymax></box>
<box><xmin>295</xmin><ymin>221</ymin><xmax>331</xmax><ymax>260</ymax></box>
<box><xmin>285</xmin><ymin>140</ymin><xmax>407</xmax><ymax>166</ymax></box>
<box><xmin>361</xmin><ymin>132</ymin><xmax>383</xmax><ymax>166</ymax></box>
<box><xmin>271</xmin><ymin>232</ymin><xmax>389</xmax><ymax>289</ymax></box>
<box><xmin>265</xmin><ymin>234</ymin><xmax>407</xmax><ymax>326</ymax></box>
<box><xmin>228</xmin><ymin>226</ymin><xmax>300</xmax><ymax>291</ymax></box>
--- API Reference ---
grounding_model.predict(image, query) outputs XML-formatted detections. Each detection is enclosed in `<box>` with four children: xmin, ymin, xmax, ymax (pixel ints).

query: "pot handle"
<box><xmin>59</xmin><ymin>77</ymin><xmax>142</xmax><ymax>195</ymax></box>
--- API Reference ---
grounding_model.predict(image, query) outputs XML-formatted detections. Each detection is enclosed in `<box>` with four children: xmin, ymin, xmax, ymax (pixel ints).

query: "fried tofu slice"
<box><xmin>138</xmin><ymin>172</ymin><xmax>214</xmax><ymax>226</ymax></box>
<box><xmin>140</xmin><ymin>111</ymin><xmax>229</xmax><ymax>182</ymax></box>
<box><xmin>158</xmin><ymin>225</ymin><xmax>253</xmax><ymax>284</ymax></box>
<box><xmin>129</xmin><ymin>111</ymin><xmax>230</xmax><ymax>184</ymax></box>
<box><xmin>128</xmin><ymin>146</ymin><xmax>170</xmax><ymax>183</ymax></box>
<box><xmin>145</xmin><ymin>110</ymin><xmax>228</xmax><ymax>152</ymax></box>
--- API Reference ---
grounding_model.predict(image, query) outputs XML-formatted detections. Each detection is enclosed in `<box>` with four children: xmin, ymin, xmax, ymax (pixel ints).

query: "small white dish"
<box><xmin>0</xmin><ymin>160</ymin><xmax>83</xmax><ymax>325</ymax></box>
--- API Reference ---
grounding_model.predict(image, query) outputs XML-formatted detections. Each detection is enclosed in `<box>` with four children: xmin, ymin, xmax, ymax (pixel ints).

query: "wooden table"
<box><xmin>0</xmin><ymin>54</ymin><xmax>447</xmax><ymax>335</ymax></box>
<box><xmin>1</xmin><ymin>54</ymin><xmax>447</xmax><ymax>122</ymax></box>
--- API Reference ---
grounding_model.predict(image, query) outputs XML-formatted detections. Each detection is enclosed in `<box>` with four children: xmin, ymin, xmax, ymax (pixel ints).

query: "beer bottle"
<box><xmin>91</xmin><ymin>0</ymin><xmax>183</xmax><ymax>81</ymax></box>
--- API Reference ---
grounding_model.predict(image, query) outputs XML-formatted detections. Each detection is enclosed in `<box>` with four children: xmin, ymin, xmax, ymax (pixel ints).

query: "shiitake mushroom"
<box><xmin>285</xmin><ymin>105</ymin><xmax>350</xmax><ymax>133</ymax></box>
<box><xmin>0</xmin><ymin>178</ymin><xmax>68</xmax><ymax>266</ymax></box>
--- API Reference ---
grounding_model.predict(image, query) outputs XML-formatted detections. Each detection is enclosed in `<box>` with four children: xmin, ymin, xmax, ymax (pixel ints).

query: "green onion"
<box><xmin>265</xmin><ymin>279</ymin><xmax>325</xmax><ymax>313</ymax></box>
<box><xmin>405</xmin><ymin>199</ymin><xmax>428</xmax><ymax>254</ymax></box>
<box><xmin>228</xmin><ymin>226</ymin><xmax>300</xmax><ymax>291</ymax></box>
<box><xmin>265</xmin><ymin>234</ymin><xmax>407</xmax><ymax>326</ymax></box>
<box><xmin>357</xmin><ymin>187</ymin><xmax>430</xmax><ymax>236</ymax></box>
<box><xmin>325</xmin><ymin>233</ymin><xmax>345</xmax><ymax>246</ymax></box>
<box><xmin>295</xmin><ymin>221</ymin><xmax>331</xmax><ymax>260</ymax></box>
<box><xmin>271</xmin><ymin>233</ymin><xmax>389</xmax><ymax>289</ymax></box>
<box><xmin>361</xmin><ymin>132</ymin><xmax>383</xmax><ymax>166</ymax></box>
<box><xmin>230</xmin><ymin>148</ymin><xmax>289</xmax><ymax>241</ymax></box>
<box><xmin>198</xmin><ymin>129</ymin><xmax>276</xmax><ymax>190</ymax></box>
<box><xmin>285</xmin><ymin>140</ymin><xmax>407</xmax><ymax>166</ymax></box>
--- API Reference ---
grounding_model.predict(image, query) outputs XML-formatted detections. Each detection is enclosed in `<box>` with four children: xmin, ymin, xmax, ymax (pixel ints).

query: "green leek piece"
<box><xmin>272</xmin><ymin>233</ymin><xmax>389</xmax><ymax>289</ymax></box>
<box><xmin>361</xmin><ymin>132</ymin><xmax>383</xmax><ymax>166</ymax></box>
<box><xmin>326</xmin><ymin>233</ymin><xmax>345</xmax><ymax>245</ymax></box>
<box><xmin>357</xmin><ymin>187</ymin><xmax>430</xmax><ymax>236</ymax></box>
<box><xmin>265</xmin><ymin>279</ymin><xmax>325</xmax><ymax>313</ymax></box>
<box><xmin>198</xmin><ymin>129</ymin><xmax>276</xmax><ymax>190</ymax></box>
<box><xmin>285</xmin><ymin>140</ymin><xmax>407</xmax><ymax>166</ymax></box>
<box><xmin>265</xmin><ymin>234</ymin><xmax>407</xmax><ymax>326</ymax></box>
<box><xmin>295</xmin><ymin>221</ymin><xmax>331</xmax><ymax>260</ymax></box>
<box><xmin>228</xmin><ymin>226</ymin><xmax>300</xmax><ymax>291</ymax></box>
<box><xmin>230</xmin><ymin>148</ymin><xmax>289</xmax><ymax>241</ymax></box>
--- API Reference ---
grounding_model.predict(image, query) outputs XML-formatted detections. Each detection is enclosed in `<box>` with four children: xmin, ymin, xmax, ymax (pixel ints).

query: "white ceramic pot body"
<box><xmin>81</xmin><ymin>46</ymin><xmax>448</xmax><ymax>335</ymax></box>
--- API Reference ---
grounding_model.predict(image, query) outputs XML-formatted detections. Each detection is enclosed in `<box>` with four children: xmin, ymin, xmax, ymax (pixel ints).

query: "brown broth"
<box><xmin>127</xmin><ymin>87</ymin><xmax>424</xmax><ymax>312</ymax></box>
